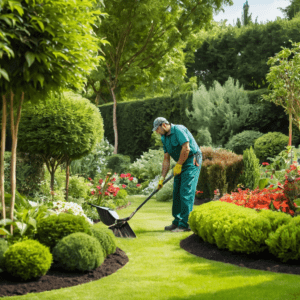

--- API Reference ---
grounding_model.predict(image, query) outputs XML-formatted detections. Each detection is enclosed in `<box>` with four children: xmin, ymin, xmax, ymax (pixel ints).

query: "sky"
<box><xmin>213</xmin><ymin>0</ymin><xmax>292</xmax><ymax>26</ymax></box>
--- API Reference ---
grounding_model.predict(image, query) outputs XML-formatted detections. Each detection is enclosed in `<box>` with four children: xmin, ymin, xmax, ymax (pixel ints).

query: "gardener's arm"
<box><xmin>177</xmin><ymin>142</ymin><xmax>190</xmax><ymax>165</ymax></box>
<box><xmin>161</xmin><ymin>153</ymin><xmax>170</xmax><ymax>178</ymax></box>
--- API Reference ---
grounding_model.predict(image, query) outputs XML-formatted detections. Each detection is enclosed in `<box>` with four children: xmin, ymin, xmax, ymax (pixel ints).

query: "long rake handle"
<box><xmin>124</xmin><ymin>166</ymin><xmax>175</xmax><ymax>221</ymax></box>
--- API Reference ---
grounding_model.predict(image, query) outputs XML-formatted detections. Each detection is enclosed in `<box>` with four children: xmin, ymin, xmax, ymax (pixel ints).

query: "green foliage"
<box><xmin>189</xmin><ymin>201</ymin><xmax>272</xmax><ymax>254</ymax></box>
<box><xmin>278</xmin><ymin>0</ymin><xmax>300</xmax><ymax>20</ymax></box>
<box><xmin>4</xmin><ymin>152</ymin><xmax>44</xmax><ymax>196</ymax></box>
<box><xmin>68</xmin><ymin>176</ymin><xmax>90</xmax><ymax>199</ymax></box>
<box><xmin>241</xmin><ymin>146</ymin><xmax>260</xmax><ymax>190</ymax></box>
<box><xmin>115</xmin><ymin>189</ymin><xmax>128</xmax><ymax>200</ymax></box>
<box><xmin>186</xmin><ymin>77</ymin><xmax>254</xmax><ymax>147</ymax></box>
<box><xmin>4</xmin><ymin>240</ymin><xmax>52</xmax><ymax>280</ymax></box>
<box><xmin>0</xmin><ymin>0</ymin><xmax>101</xmax><ymax>99</ymax></box>
<box><xmin>258</xmin><ymin>209</ymin><xmax>292</xmax><ymax>232</ymax></box>
<box><xmin>0</xmin><ymin>239</ymin><xmax>8</xmax><ymax>270</ymax></box>
<box><xmin>89</xmin><ymin>227</ymin><xmax>117</xmax><ymax>257</ymax></box>
<box><xmin>129</xmin><ymin>149</ymin><xmax>176</xmax><ymax>182</ymax></box>
<box><xmin>36</xmin><ymin>213</ymin><xmax>92</xmax><ymax>250</ymax></box>
<box><xmin>52</xmin><ymin>232</ymin><xmax>104</xmax><ymax>271</ymax></box>
<box><xmin>149</xmin><ymin>132</ymin><xmax>163</xmax><ymax>150</ymax></box>
<box><xmin>70</xmin><ymin>138</ymin><xmax>114</xmax><ymax>178</ymax></box>
<box><xmin>254</xmin><ymin>132</ymin><xmax>289</xmax><ymax>163</ymax></box>
<box><xmin>225</xmin><ymin>130</ymin><xmax>264</xmax><ymax>155</ymax></box>
<box><xmin>265</xmin><ymin>217</ymin><xmax>300</xmax><ymax>262</ymax></box>
<box><xmin>106</xmin><ymin>154</ymin><xmax>132</xmax><ymax>175</ymax></box>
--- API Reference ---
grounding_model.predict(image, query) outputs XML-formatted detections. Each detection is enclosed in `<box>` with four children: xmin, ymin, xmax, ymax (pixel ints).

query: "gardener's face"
<box><xmin>155</xmin><ymin>123</ymin><xmax>167</xmax><ymax>136</ymax></box>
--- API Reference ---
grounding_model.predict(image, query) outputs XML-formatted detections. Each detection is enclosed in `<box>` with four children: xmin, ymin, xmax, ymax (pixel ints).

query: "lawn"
<box><xmin>6</xmin><ymin>195</ymin><xmax>300</xmax><ymax>300</ymax></box>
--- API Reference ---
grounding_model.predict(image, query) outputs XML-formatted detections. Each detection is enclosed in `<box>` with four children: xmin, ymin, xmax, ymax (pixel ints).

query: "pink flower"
<box><xmin>105</xmin><ymin>192</ymin><xmax>109</xmax><ymax>196</ymax></box>
<box><xmin>111</xmin><ymin>178</ymin><xmax>116</xmax><ymax>182</ymax></box>
<box><xmin>122</xmin><ymin>184</ymin><xmax>127</xmax><ymax>188</ymax></box>
<box><xmin>99</xmin><ymin>191</ymin><xmax>102</xmax><ymax>195</ymax></box>
<box><xmin>120</xmin><ymin>174</ymin><xmax>126</xmax><ymax>178</ymax></box>
<box><xmin>270</xmin><ymin>175</ymin><xmax>273</xmax><ymax>179</ymax></box>
<box><xmin>91</xmin><ymin>191</ymin><xmax>95</xmax><ymax>195</ymax></box>
<box><xmin>262</xmin><ymin>162</ymin><xmax>270</xmax><ymax>166</ymax></box>
<box><xmin>96</xmin><ymin>185</ymin><xmax>101</xmax><ymax>190</ymax></box>
<box><xmin>136</xmin><ymin>184</ymin><xmax>141</xmax><ymax>187</ymax></box>
<box><xmin>99</xmin><ymin>179</ymin><xmax>103</xmax><ymax>184</ymax></box>
<box><xmin>129</xmin><ymin>177</ymin><xmax>134</xmax><ymax>181</ymax></box>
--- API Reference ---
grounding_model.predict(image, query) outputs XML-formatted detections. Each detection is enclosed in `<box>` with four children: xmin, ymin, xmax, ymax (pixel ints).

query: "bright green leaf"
<box><xmin>25</xmin><ymin>52</ymin><xmax>35</xmax><ymax>67</ymax></box>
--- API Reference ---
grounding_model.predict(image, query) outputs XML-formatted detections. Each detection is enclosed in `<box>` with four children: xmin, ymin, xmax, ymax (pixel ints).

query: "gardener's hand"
<box><xmin>157</xmin><ymin>176</ymin><xmax>165</xmax><ymax>190</ymax></box>
<box><xmin>173</xmin><ymin>163</ymin><xmax>182</xmax><ymax>176</ymax></box>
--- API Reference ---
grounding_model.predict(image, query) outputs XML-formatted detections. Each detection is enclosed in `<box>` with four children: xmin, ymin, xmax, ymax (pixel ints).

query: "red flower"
<box><xmin>122</xmin><ymin>184</ymin><xmax>127</xmax><ymax>188</ymax></box>
<box><xmin>99</xmin><ymin>179</ymin><xmax>103</xmax><ymax>184</ymax></box>
<box><xmin>88</xmin><ymin>177</ymin><xmax>92</xmax><ymax>181</ymax></box>
<box><xmin>273</xmin><ymin>201</ymin><xmax>281</xmax><ymax>210</ymax></box>
<box><xmin>129</xmin><ymin>177</ymin><xmax>134</xmax><ymax>181</ymax></box>
<box><xmin>126</xmin><ymin>173</ymin><xmax>131</xmax><ymax>177</ymax></box>
<box><xmin>91</xmin><ymin>191</ymin><xmax>95</xmax><ymax>195</ymax></box>
<box><xmin>262</xmin><ymin>162</ymin><xmax>270</xmax><ymax>166</ymax></box>
<box><xmin>111</xmin><ymin>178</ymin><xmax>116</xmax><ymax>182</ymax></box>
<box><xmin>136</xmin><ymin>184</ymin><xmax>141</xmax><ymax>187</ymax></box>
<box><xmin>105</xmin><ymin>192</ymin><xmax>109</xmax><ymax>196</ymax></box>
<box><xmin>96</xmin><ymin>185</ymin><xmax>101</xmax><ymax>190</ymax></box>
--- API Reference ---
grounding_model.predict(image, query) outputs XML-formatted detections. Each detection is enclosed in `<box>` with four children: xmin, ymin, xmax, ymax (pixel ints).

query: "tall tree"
<box><xmin>0</xmin><ymin>0</ymin><xmax>101</xmax><ymax>232</ymax></box>
<box><xmin>89</xmin><ymin>0</ymin><xmax>233</xmax><ymax>154</ymax></box>
<box><xmin>262</xmin><ymin>39</ymin><xmax>300</xmax><ymax>148</ymax></box>
<box><xmin>278</xmin><ymin>0</ymin><xmax>300</xmax><ymax>20</ymax></box>
<box><xmin>242</xmin><ymin>0</ymin><xmax>253</xmax><ymax>26</ymax></box>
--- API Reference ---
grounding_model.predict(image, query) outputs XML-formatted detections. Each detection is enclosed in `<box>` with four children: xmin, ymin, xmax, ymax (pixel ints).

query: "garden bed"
<box><xmin>0</xmin><ymin>248</ymin><xmax>128</xmax><ymax>297</ymax></box>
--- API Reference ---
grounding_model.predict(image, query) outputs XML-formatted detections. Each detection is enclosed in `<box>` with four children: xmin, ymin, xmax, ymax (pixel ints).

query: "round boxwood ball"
<box><xmin>52</xmin><ymin>232</ymin><xmax>104</xmax><ymax>272</ymax></box>
<box><xmin>4</xmin><ymin>240</ymin><xmax>52</xmax><ymax>280</ymax></box>
<box><xmin>90</xmin><ymin>227</ymin><xmax>117</xmax><ymax>257</ymax></box>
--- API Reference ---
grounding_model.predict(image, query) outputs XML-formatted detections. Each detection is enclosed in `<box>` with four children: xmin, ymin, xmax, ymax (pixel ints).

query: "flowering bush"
<box><xmin>51</xmin><ymin>201</ymin><xmax>93</xmax><ymax>224</ymax></box>
<box><xmin>219</xmin><ymin>187</ymin><xmax>296</xmax><ymax>216</ymax></box>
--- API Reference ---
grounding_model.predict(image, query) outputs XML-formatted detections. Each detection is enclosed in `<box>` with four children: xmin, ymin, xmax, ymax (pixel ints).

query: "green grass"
<box><xmin>5</xmin><ymin>195</ymin><xmax>300</xmax><ymax>300</ymax></box>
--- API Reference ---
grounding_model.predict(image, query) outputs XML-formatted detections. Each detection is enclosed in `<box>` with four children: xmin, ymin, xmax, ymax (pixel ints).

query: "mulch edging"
<box><xmin>0</xmin><ymin>248</ymin><xmax>129</xmax><ymax>298</ymax></box>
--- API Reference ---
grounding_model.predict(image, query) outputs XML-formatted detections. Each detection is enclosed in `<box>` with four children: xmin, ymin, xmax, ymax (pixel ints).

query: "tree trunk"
<box><xmin>65</xmin><ymin>157</ymin><xmax>71</xmax><ymax>201</ymax></box>
<box><xmin>95</xmin><ymin>93</ymin><xmax>100</xmax><ymax>107</ymax></box>
<box><xmin>9</xmin><ymin>91</ymin><xmax>24</xmax><ymax>234</ymax></box>
<box><xmin>111</xmin><ymin>87</ymin><xmax>118</xmax><ymax>154</ymax></box>
<box><xmin>288</xmin><ymin>112</ymin><xmax>292</xmax><ymax>147</ymax></box>
<box><xmin>1</xmin><ymin>95</ymin><xmax>7</xmax><ymax>220</ymax></box>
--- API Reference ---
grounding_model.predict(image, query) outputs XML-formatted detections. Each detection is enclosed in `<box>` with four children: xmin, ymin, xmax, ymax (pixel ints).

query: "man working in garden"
<box><xmin>153</xmin><ymin>117</ymin><xmax>202</xmax><ymax>232</ymax></box>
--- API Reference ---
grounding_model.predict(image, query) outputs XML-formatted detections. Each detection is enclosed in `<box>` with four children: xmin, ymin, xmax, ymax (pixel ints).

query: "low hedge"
<box><xmin>189</xmin><ymin>201</ymin><xmax>293</xmax><ymax>257</ymax></box>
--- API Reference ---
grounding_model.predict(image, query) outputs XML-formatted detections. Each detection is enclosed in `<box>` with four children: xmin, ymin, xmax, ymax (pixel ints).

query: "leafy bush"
<box><xmin>36</xmin><ymin>213</ymin><xmax>92</xmax><ymax>249</ymax></box>
<box><xmin>106</xmin><ymin>154</ymin><xmax>131</xmax><ymax>175</ymax></box>
<box><xmin>241</xmin><ymin>146</ymin><xmax>260</xmax><ymax>190</ymax></box>
<box><xmin>90</xmin><ymin>227</ymin><xmax>117</xmax><ymax>257</ymax></box>
<box><xmin>115</xmin><ymin>189</ymin><xmax>128</xmax><ymax>200</ymax></box>
<box><xmin>225</xmin><ymin>130</ymin><xmax>264</xmax><ymax>155</ymax></box>
<box><xmin>189</xmin><ymin>201</ymin><xmax>272</xmax><ymax>254</ymax></box>
<box><xmin>265</xmin><ymin>217</ymin><xmax>300</xmax><ymax>262</ymax></box>
<box><xmin>149</xmin><ymin>131</ymin><xmax>163</xmax><ymax>150</ymax></box>
<box><xmin>254</xmin><ymin>132</ymin><xmax>289</xmax><ymax>164</ymax></box>
<box><xmin>129</xmin><ymin>148</ymin><xmax>176</xmax><ymax>182</ymax></box>
<box><xmin>0</xmin><ymin>239</ymin><xmax>8</xmax><ymax>270</ymax></box>
<box><xmin>52</xmin><ymin>232</ymin><xmax>104</xmax><ymax>271</ymax></box>
<box><xmin>70</xmin><ymin>138</ymin><xmax>114</xmax><ymax>178</ymax></box>
<box><xmin>4</xmin><ymin>240</ymin><xmax>52</xmax><ymax>280</ymax></box>
<box><xmin>258</xmin><ymin>209</ymin><xmax>292</xmax><ymax>232</ymax></box>
<box><xmin>194</xmin><ymin>128</ymin><xmax>213</xmax><ymax>147</ymax></box>
<box><xmin>68</xmin><ymin>175</ymin><xmax>91</xmax><ymax>199</ymax></box>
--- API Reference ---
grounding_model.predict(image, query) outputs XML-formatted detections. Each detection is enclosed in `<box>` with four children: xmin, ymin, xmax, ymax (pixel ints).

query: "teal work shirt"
<box><xmin>161</xmin><ymin>124</ymin><xmax>201</xmax><ymax>163</ymax></box>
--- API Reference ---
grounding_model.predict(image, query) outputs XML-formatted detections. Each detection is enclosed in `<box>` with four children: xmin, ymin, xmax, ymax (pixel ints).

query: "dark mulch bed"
<box><xmin>181</xmin><ymin>197</ymin><xmax>300</xmax><ymax>275</ymax></box>
<box><xmin>0</xmin><ymin>247</ymin><xmax>128</xmax><ymax>297</ymax></box>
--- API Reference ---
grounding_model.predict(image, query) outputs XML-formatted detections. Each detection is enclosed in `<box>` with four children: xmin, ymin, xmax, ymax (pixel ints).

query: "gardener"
<box><xmin>153</xmin><ymin>117</ymin><xmax>202</xmax><ymax>232</ymax></box>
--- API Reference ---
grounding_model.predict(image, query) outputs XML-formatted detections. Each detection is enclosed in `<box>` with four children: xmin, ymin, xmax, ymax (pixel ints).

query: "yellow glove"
<box><xmin>157</xmin><ymin>176</ymin><xmax>165</xmax><ymax>190</ymax></box>
<box><xmin>173</xmin><ymin>163</ymin><xmax>182</xmax><ymax>176</ymax></box>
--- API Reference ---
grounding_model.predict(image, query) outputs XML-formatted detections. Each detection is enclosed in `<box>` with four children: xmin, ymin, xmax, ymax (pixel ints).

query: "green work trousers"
<box><xmin>172</xmin><ymin>155</ymin><xmax>201</xmax><ymax>229</ymax></box>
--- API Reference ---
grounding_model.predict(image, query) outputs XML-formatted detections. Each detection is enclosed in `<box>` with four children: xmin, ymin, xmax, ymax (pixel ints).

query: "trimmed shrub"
<box><xmin>4</xmin><ymin>240</ymin><xmax>52</xmax><ymax>280</ymax></box>
<box><xmin>106</xmin><ymin>154</ymin><xmax>131</xmax><ymax>175</ymax></box>
<box><xmin>36</xmin><ymin>213</ymin><xmax>92</xmax><ymax>250</ymax></box>
<box><xmin>90</xmin><ymin>227</ymin><xmax>117</xmax><ymax>257</ymax></box>
<box><xmin>0</xmin><ymin>238</ymin><xmax>8</xmax><ymax>269</ymax></box>
<box><xmin>115</xmin><ymin>189</ymin><xmax>128</xmax><ymax>200</ymax></box>
<box><xmin>265</xmin><ymin>216</ymin><xmax>300</xmax><ymax>262</ymax></box>
<box><xmin>258</xmin><ymin>209</ymin><xmax>292</xmax><ymax>232</ymax></box>
<box><xmin>225</xmin><ymin>130</ymin><xmax>264</xmax><ymax>155</ymax></box>
<box><xmin>52</xmin><ymin>232</ymin><xmax>104</xmax><ymax>271</ymax></box>
<box><xmin>241</xmin><ymin>146</ymin><xmax>260</xmax><ymax>190</ymax></box>
<box><xmin>254</xmin><ymin>132</ymin><xmax>289</xmax><ymax>163</ymax></box>
<box><xmin>189</xmin><ymin>201</ymin><xmax>272</xmax><ymax>254</ymax></box>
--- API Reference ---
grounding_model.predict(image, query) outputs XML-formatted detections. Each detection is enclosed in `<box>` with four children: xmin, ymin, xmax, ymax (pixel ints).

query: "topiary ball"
<box><xmin>115</xmin><ymin>189</ymin><xmax>127</xmax><ymax>200</ymax></box>
<box><xmin>36</xmin><ymin>213</ymin><xmax>92</xmax><ymax>250</ymax></box>
<box><xmin>52</xmin><ymin>232</ymin><xmax>104</xmax><ymax>271</ymax></box>
<box><xmin>254</xmin><ymin>132</ymin><xmax>289</xmax><ymax>164</ymax></box>
<box><xmin>225</xmin><ymin>130</ymin><xmax>264</xmax><ymax>155</ymax></box>
<box><xmin>106</xmin><ymin>154</ymin><xmax>131</xmax><ymax>175</ymax></box>
<box><xmin>0</xmin><ymin>238</ymin><xmax>8</xmax><ymax>270</ymax></box>
<box><xmin>90</xmin><ymin>227</ymin><xmax>117</xmax><ymax>257</ymax></box>
<box><xmin>4</xmin><ymin>240</ymin><xmax>52</xmax><ymax>280</ymax></box>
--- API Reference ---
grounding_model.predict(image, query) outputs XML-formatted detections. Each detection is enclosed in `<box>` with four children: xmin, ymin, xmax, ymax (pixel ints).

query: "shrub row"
<box><xmin>1</xmin><ymin>214</ymin><xmax>117</xmax><ymax>280</ymax></box>
<box><xmin>189</xmin><ymin>201</ymin><xmax>296</xmax><ymax>261</ymax></box>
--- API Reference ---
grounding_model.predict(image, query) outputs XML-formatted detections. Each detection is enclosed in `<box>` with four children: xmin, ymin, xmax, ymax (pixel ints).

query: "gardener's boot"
<box><xmin>164</xmin><ymin>224</ymin><xmax>178</xmax><ymax>231</ymax></box>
